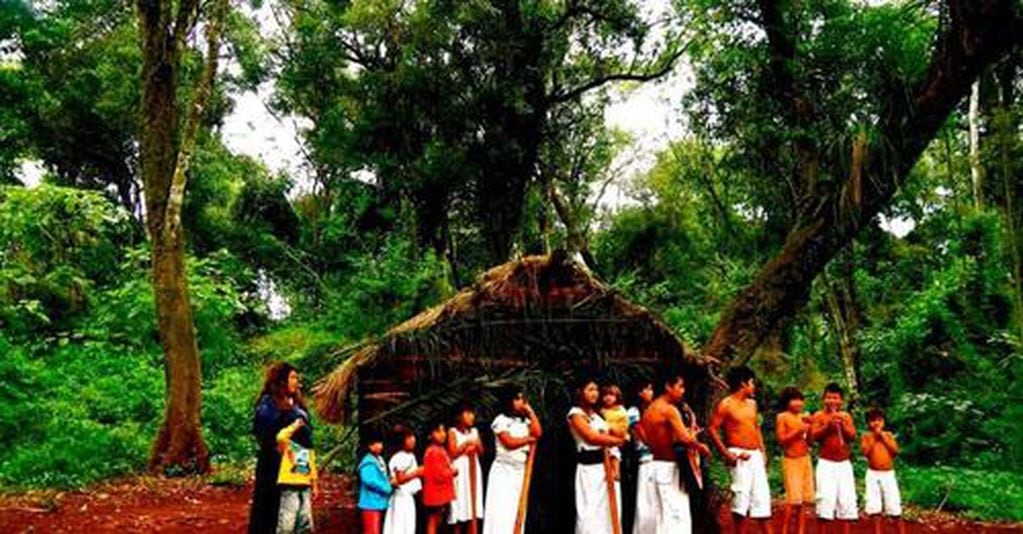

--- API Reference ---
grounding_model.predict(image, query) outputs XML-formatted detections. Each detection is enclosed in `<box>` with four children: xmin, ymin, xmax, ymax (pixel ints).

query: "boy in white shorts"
<box><xmin>860</xmin><ymin>408</ymin><xmax>905</xmax><ymax>534</ymax></box>
<box><xmin>709</xmin><ymin>366</ymin><xmax>773</xmax><ymax>534</ymax></box>
<box><xmin>810</xmin><ymin>383</ymin><xmax>857</xmax><ymax>534</ymax></box>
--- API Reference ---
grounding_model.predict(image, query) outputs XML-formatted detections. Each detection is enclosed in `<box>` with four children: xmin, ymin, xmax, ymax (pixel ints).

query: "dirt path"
<box><xmin>1</xmin><ymin>475</ymin><xmax>1019</xmax><ymax>533</ymax></box>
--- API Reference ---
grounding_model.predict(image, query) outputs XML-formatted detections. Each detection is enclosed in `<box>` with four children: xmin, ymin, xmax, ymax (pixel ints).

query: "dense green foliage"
<box><xmin>0</xmin><ymin>0</ymin><xmax>1021</xmax><ymax>524</ymax></box>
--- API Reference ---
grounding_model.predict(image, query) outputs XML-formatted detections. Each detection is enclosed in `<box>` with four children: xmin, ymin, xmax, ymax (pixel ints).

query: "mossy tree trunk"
<box><xmin>136</xmin><ymin>0</ymin><xmax>227</xmax><ymax>474</ymax></box>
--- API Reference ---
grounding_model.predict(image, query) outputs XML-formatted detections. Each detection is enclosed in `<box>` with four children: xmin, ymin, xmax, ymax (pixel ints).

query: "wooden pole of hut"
<box><xmin>470</xmin><ymin>451</ymin><xmax>479</xmax><ymax>534</ymax></box>
<box><xmin>513</xmin><ymin>445</ymin><xmax>537</xmax><ymax>534</ymax></box>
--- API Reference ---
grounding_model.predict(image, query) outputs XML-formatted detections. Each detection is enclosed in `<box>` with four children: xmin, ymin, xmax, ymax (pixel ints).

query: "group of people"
<box><xmin>708</xmin><ymin>367</ymin><xmax>905</xmax><ymax>534</ymax></box>
<box><xmin>357</xmin><ymin>386</ymin><xmax>542</xmax><ymax>534</ymax></box>
<box><xmin>247</xmin><ymin>361</ymin><xmax>906</xmax><ymax>534</ymax></box>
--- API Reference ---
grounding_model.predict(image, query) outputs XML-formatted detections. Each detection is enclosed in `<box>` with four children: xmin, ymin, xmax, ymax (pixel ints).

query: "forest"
<box><xmin>1</xmin><ymin>0</ymin><xmax>1022</xmax><ymax>529</ymax></box>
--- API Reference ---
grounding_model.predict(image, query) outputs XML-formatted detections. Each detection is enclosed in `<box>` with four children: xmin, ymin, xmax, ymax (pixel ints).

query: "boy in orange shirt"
<box><xmin>860</xmin><ymin>408</ymin><xmax>905</xmax><ymax>534</ymax></box>
<box><xmin>776</xmin><ymin>387</ymin><xmax>813</xmax><ymax>534</ymax></box>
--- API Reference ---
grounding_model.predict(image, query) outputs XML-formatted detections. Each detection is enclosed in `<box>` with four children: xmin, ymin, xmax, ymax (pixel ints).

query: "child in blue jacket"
<box><xmin>358</xmin><ymin>430</ymin><xmax>393</xmax><ymax>534</ymax></box>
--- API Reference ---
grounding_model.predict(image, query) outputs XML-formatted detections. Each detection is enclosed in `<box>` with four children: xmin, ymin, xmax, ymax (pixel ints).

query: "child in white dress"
<box><xmin>384</xmin><ymin>424</ymin><xmax>422</xmax><ymax>534</ymax></box>
<box><xmin>448</xmin><ymin>402</ymin><xmax>484</xmax><ymax>533</ymax></box>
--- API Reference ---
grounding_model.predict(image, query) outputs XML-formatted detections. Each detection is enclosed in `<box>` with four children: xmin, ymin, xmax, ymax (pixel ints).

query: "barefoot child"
<box><xmin>811</xmin><ymin>383</ymin><xmax>857</xmax><ymax>534</ymax></box>
<box><xmin>384</xmin><ymin>424</ymin><xmax>422</xmax><ymax>534</ymax></box>
<box><xmin>709</xmin><ymin>366</ymin><xmax>774</xmax><ymax>534</ymax></box>
<box><xmin>358</xmin><ymin>431</ymin><xmax>393</xmax><ymax>534</ymax></box>
<box><xmin>776</xmin><ymin>387</ymin><xmax>813</xmax><ymax>534</ymax></box>
<box><xmin>860</xmin><ymin>408</ymin><xmax>905</xmax><ymax>534</ymax></box>
<box><xmin>601</xmin><ymin>384</ymin><xmax>628</xmax><ymax>481</ymax></box>
<box><xmin>448</xmin><ymin>402</ymin><xmax>485</xmax><ymax>533</ymax></box>
<box><xmin>424</xmin><ymin>420</ymin><xmax>457</xmax><ymax>534</ymax></box>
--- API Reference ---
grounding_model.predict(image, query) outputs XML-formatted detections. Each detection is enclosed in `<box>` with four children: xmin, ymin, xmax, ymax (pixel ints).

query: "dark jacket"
<box><xmin>249</xmin><ymin>394</ymin><xmax>311</xmax><ymax>533</ymax></box>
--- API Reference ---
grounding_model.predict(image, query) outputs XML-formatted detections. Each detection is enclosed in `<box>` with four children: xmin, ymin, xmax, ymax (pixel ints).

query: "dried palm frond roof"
<box><xmin>314</xmin><ymin>251</ymin><xmax>714</xmax><ymax>424</ymax></box>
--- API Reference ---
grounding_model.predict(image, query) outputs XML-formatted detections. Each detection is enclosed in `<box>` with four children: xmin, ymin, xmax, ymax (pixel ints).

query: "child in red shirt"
<box><xmin>423</xmin><ymin>420</ymin><xmax>457</xmax><ymax>534</ymax></box>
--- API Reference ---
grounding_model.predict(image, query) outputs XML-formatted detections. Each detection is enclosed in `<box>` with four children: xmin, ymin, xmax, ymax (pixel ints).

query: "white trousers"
<box><xmin>864</xmin><ymin>469</ymin><xmax>902</xmax><ymax>517</ymax></box>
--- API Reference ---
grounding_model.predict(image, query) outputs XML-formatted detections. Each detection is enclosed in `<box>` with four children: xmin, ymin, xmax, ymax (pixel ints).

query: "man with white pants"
<box><xmin>709</xmin><ymin>366</ymin><xmax>774</xmax><ymax>534</ymax></box>
<box><xmin>638</xmin><ymin>371</ymin><xmax>710</xmax><ymax>534</ymax></box>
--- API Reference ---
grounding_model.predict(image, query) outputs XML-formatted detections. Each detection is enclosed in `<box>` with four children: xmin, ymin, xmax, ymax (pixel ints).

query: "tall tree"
<box><xmin>135</xmin><ymin>0</ymin><xmax>228</xmax><ymax>473</ymax></box>
<box><xmin>275</xmin><ymin>0</ymin><xmax>685</xmax><ymax>268</ymax></box>
<box><xmin>699</xmin><ymin>0</ymin><xmax>1022</xmax><ymax>370</ymax></box>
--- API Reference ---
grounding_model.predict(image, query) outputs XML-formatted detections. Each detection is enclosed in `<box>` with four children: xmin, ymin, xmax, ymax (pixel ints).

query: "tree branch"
<box><xmin>163</xmin><ymin>0</ymin><xmax>228</xmax><ymax>240</ymax></box>
<box><xmin>547</xmin><ymin>44</ymin><xmax>687</xmax><ymax>105</ymax></box>
<box><xmin>702</xmin><ymin>0</ymin><xmax>1023</xmax><ymax>367</ymax></box>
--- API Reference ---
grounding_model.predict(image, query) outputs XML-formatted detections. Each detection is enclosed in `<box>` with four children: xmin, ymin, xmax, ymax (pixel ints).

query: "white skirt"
<box><xmin>575</xmin><ymin>463</ymin><xmax>621</xmax><ymax>534</ymax></box>
<box><xmin>449</xmin><ymin>454</ymin><xmax>485</xmax><ymax>523</ymax></box>
<box><xmin>482</xmin><ymin>459</ymin><xmax>526</xmax><ymax>534</ymax></box>
<box><xmin>650</xmin><ymin>461</ymin><xmax>690</xmax><ymax>534</ymax></box>
<box><xmin>383</xmin><ymin>492</ymin><xmax>416</xmax><ymax>534</ymax></box>
<box><xmin>633</xmin><ymin>460</ymin><xmax>657</xmax><ymax>534</ymax></box>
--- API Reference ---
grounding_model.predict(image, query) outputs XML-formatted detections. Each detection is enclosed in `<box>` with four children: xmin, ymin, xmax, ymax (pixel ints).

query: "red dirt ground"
<box><xmin>1</xmin><ymin>474</ymin><xmax>1020</xmax><ymax>533</ymax></box>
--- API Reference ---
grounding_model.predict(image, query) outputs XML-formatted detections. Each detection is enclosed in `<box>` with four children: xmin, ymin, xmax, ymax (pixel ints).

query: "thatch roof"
<box><xmin>314</xmin><ymin>251</ymin><xmax>714</xmax><ymax>424</ymax></box>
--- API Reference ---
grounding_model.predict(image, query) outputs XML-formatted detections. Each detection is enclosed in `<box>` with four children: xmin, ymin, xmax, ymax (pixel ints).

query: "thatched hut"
<box><xmin>314</xmin><ymin>251</ymin><xmax>717</xmax><ymax>532</ymax></box>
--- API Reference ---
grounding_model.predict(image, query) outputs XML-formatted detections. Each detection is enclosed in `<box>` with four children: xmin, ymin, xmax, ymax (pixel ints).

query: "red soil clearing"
<box><xmin>1</xmin><ymin>474</ymin><xmax>1019</xmax><ymax>533</ymax></box>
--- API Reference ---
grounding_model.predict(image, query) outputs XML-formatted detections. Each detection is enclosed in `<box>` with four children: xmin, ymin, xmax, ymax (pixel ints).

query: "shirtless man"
<box><xmin>708</xmin><ymin>366</ymin><xmax>773</xmax><ymax>534</ymax></box>
<box><xmin>810</xmin><ymin>383</ymin><xmax>857</xmax><ymax>534</ymax></box>
<box><xmin>776</xmin><ymin>387</ymin><xmax>814</xmax><ymax>534</ymax></box>
<box><xmin>639</xmin><ymin>372</ymin><xmax>711</xmax><ymax>534</ymax></box>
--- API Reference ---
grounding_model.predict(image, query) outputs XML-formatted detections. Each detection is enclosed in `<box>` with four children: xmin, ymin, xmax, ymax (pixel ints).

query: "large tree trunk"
<box><xmin>149</xmin><ymin>231</ymin><xmax>208</xmax><ymax>472</ymax></box>
<box><xmin>137</xmin><ymin>0</ymin><xmax>226</xmax><ymax>474</ymax></box>
<box><xmin>703</xmin><ymin>0</ymin><xmax>1022</xmax><ymax>368</ymax></box>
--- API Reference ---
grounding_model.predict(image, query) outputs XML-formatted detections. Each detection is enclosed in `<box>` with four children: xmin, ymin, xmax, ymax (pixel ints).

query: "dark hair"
<box><xmin>866</xmin><ymin>407</ymin><xmax>885</xmax><ymax>423</ymax></box>
<box><xmin>824</xmin><ymin>382</ymin><xmax>844</xmax><ymax>397</ymax></box>
<box><xmin>726</xmin><ymin>366</ymin><xmax>755</xmax><ymax>392</ymax></box>
<box><xmin>779</xmin><ymin>386</ymin><xmax>804</xmax><ymax>409</ymax></box>
<box><xmin>426</xmin><ymin>418</ymin><xmax>447</xmax><ymax>435</ymax></box>
<box><xmin>257</xmin><ymin>361</ymin><xmax>306</xmax><ymax>411</ymax></box>
<box><xmin>656</xmin><ymin>366</ymin><xmax>684</xmax><ymax>392</ymax></box>
<box><xmin>573</xmin><ymin>372</ymin><xmax>599</xmax><ymax>406</ymax></box>
<box><xmin>390</xmin><ymin>423</ymin><xmax>415</xmax><ymax>448</ymax></box>
<box><xmin>633</xmin><ymin>380</ymin><xmax>655</xmax><ymax>404</ymax></box>
<box><xmin>364</xmin><ymin>427</ymin><xmax>385</xmax><ymax>446</ymax></box>
<box><xmin>452</xmin><ymin>400</ymin><xmax>475</xmax><ymax>422</ymax></box>
<box><xmin>498</xmin><ymin>385</ymin><xmax>525</xmax><ymax>417</ymax></box>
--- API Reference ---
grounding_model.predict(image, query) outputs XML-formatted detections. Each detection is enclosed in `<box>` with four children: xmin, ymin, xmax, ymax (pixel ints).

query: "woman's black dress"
<box><xmin>248</xmin><ymin>394</ymin><xmax>285</xmax><ymax>534</ymax></box>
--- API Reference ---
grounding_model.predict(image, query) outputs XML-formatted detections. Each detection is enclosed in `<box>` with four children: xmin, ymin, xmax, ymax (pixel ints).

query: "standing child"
<box><xmin>358</xmin><ymin>431</ymin><xmax>393</xmax><ymax>534</ymax></box>
<box><xmin>811</xmin><ymin>383</ymin><xmax>858</xmax><ymax>534</ymax></box>
<box><xmin>385</xmin><ymin>424</ymin><xmax>423</xmax><ymax>534</ymax></box>
<box><xmin>424</xmin><ymin>420</ymin><xmax>458</xmax><ymax>534</ymax></box>
<box><xmin>860</xmin><ymin>408</ymin><xmax>905</xmax><ymax>534</ymax></box>
<box><xmin>276</xmin><ymin>400</ymin><xmax>319</xmax><ymax>534</ymax></box>
<box><xmin>601</xmin><ymin>384</ymin><xmax>628</xmax><ymax>481</ymax></box>
<box><xmin>483</xmin><ymin>385</ymin><xmax>543</xmax><ymax>534</ymax></box>
<box><xmin>448</xmin><ymin>402</ymin><xmax>485</xmax><ymax>533</ymax></box>
<box><xmin>776</xmin><ymin>387</ymin><xmax>814</xmax><ymax>534</ymax></box>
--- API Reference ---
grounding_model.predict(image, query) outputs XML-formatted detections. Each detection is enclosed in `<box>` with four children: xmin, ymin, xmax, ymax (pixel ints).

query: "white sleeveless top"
<box><xmin>492</xmin><ymin>414</ymin><xmax>530</xmax><ymax>464</ymax></box>
<box><xmin>567</xmin><ymin>406</ymin><xmax>609</xmax><ymax>451</ymax></box>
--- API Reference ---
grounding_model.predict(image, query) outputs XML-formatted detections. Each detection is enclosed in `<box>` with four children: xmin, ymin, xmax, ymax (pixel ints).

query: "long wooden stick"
<box><xmin>514</xmin><ymin>445</ymin><xmax>538</xmax><ymax>534</ymax></box>
<box><xmin>602</xmin><ymin>449</ymin><xmax>622</xmax><ymax>534</ymax></box>
<box><xmin>470</xmin><ymin>451</ymin><xmax>479</xmax><ymax>534</ymax></box>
